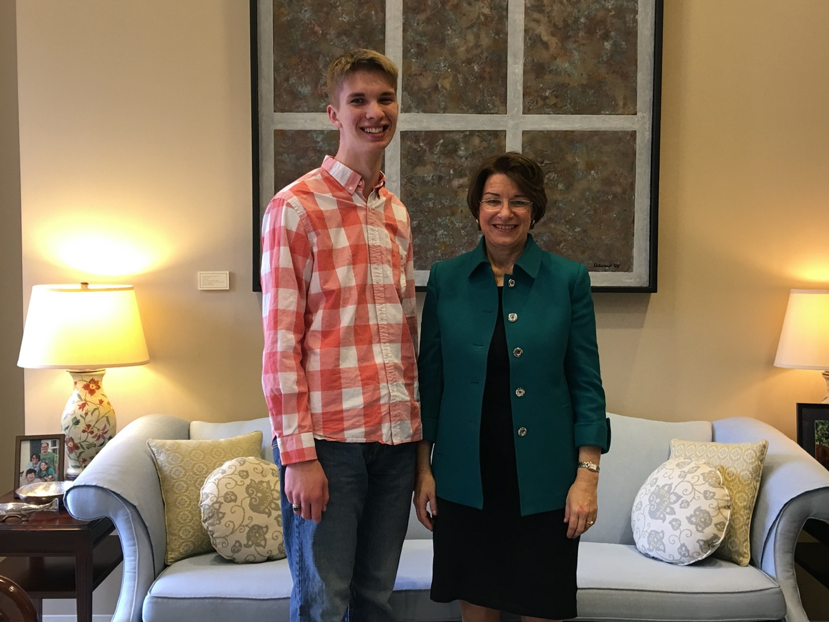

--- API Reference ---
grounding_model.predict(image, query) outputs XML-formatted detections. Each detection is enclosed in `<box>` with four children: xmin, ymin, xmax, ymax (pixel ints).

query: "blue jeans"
<box><xmin>274</xmin><ymin>440</ymin><xmax>416</xmax><ymax>622</ymax></box>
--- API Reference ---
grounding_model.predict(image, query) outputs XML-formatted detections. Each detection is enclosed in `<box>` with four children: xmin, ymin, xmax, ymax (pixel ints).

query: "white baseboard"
<box><xmin>43</xmin><ymin>616</ymin><xmax>112</xmax><ymax>622</ymax></box>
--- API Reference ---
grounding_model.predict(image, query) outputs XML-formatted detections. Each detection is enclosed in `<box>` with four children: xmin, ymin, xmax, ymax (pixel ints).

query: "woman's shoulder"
<box><xmin>430</xmin><ymin>246</ymin><xmax>483</xmax><ymax>279</ymax></box>
<box><xmin>539</xmin><ymin>249</ymin><xmax>588</xmax><ymax>277</ymax></box>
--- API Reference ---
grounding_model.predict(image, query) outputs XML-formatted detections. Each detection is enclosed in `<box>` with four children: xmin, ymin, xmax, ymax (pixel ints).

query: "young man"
<box><xmin>260</xmin><ymin>49</ymin><xmax>421</xmax><ymax>622</ymax></box>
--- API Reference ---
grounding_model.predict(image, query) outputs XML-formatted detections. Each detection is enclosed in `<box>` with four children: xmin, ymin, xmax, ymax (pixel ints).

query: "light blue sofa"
<box><xmin>65</xmin><ymin>412</ymin><xmax>829</xmax><ymax>622</ymax></box>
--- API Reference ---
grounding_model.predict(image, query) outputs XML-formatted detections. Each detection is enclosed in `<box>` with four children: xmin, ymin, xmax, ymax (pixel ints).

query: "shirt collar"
<box><xmin>322</xmin><ymin>156</ymin><xmax>386</xmax><ymax>195</ymax></box>
<box><xmin>467</xmin><ymin>234</ymin><xmax>543</xmax><ymax>280</ymax></box>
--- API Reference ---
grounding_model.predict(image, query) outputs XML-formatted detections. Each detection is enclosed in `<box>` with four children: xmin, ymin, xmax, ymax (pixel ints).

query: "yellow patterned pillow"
<box><xmin>669</xmin><ymin>438</ymin><xmax>768</xmax><ymax>566</ymax></box>
<box><xmin>148</xmin><ymin>431</ymin><xmax>263</xmax><ymax>565</ymax></box>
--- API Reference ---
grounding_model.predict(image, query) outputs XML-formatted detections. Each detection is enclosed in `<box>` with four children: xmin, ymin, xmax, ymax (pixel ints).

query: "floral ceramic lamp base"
<box><xmin>61</xmin><ymin>370</ymin><xmax>116</xmax><ymax>479</ymax></box>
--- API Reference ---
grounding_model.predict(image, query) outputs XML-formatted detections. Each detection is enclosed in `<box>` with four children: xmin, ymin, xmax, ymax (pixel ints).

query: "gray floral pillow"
<box><xmin>199</xmin><ymin>456</ymin><xmax>286</xmax><ymax>563</ymax></box>
<box><xmin>631</xmin><ymin>458</ymin><xmax>731</xmax><ymax>565</ymax></box>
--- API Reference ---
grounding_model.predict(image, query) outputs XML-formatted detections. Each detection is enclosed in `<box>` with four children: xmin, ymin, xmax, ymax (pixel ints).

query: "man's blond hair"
<box><xmin>326</xmin><ymin>49</ymin><xmax>398</xmax><ymax>107</ymax></box>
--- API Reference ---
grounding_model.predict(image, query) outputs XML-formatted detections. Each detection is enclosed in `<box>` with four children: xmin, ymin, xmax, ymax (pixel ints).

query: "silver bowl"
<box><xmin>15</xmin><ymin>480</ymin><xmax>73</xmax><ymax>504</ymax></box>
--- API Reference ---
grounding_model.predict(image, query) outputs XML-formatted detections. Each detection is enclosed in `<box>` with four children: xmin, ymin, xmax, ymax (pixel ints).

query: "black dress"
<box><xmin>430</xmin><ymin>287</ymin><xmax>579</xmax><ymax>619</ymax></box>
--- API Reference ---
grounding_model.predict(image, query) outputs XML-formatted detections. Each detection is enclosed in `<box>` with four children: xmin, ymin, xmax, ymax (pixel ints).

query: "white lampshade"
<box><xmin>774</xmin><ymin>289</ymin><xmax>829</xmax><ymax>369</ymax></box>
<box><xmin>18</xmin><ymin>283</ymin><xmax>149</xmax><ymax>370</ymax></box>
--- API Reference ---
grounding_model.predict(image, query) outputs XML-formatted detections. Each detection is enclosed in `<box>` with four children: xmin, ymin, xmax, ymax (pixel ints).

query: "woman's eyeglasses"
<box><xmin>479</xmin><ymin>198</ymin><xmax>532</xmax><ymax>212</ymax></box>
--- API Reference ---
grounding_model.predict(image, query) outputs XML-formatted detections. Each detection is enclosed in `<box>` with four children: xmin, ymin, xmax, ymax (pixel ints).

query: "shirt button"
<box><xmin>513</xmin><ymin>347</ymin><xmax>523</xmax><ymax>358</ymax></box>
<box><xmin>517</xmin><ymin>427</ymin><xmax>527</xmax><ymax>437</ymax></box>
<box><xmin>508</xmin><ymin>279</ymin><xmax>516</xmax><ymax>288</ymax></box>
<box><xmin>515</xmin><ymin>387</ymin><xmax>526</xmax><ymax>397</ymax></box>
<box><xmin>508</xmin><ymin>313</ymin><xmax>518</xmax><ymax>322</ymax></box>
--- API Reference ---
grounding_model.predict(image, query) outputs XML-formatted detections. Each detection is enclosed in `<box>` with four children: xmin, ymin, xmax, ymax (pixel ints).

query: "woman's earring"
<box><xmin>530</xmin><ymin>219</ymin><xmax>536</xmax><ymax>228</ymax></box>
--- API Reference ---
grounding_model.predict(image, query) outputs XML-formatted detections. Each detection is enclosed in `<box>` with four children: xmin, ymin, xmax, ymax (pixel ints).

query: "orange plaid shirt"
<box><xmin>261</xmin><ymin>157</ymin><xmax>421</xmax><ymax>465</ymax></box>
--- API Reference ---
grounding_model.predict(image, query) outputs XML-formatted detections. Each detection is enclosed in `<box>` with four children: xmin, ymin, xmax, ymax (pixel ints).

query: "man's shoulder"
<box><xmin>274</xmin><ymin>167</ymin><xmax>329</xmax><ymax>202</ymax></box>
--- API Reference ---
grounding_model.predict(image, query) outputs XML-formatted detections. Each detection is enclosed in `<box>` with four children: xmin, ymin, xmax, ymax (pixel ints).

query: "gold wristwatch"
<box><xmin>577</xmin><ymin>461</ymin><xmax>600</xmax><ymax>473</ymax></box>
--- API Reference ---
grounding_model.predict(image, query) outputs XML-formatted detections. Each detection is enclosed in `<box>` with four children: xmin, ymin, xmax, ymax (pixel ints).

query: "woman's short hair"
<box><xmin>467</xmin><ymin>152</ymin><xmax>548</xmax><ymax>225</ymax></box>
<box><xmin>326</xmin><ymin>49</ymin><xmax>398</xmax><ymax>106</ymax></box>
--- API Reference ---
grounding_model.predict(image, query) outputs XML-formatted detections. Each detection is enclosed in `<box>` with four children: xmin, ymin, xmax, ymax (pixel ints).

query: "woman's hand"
<box><xmin>564</xmin><ymin>471</ymin><xmax>598</xmax><ymax>539</ymax></box>
<box><xmin>414</xmin><ymin>440</ymin><xmax>438</xmax><ymax>530</ymax></box>
<box><xmin>414</xmin><ymin>469</ymin><xmax>438</xmax><ymax>531</ymax></box>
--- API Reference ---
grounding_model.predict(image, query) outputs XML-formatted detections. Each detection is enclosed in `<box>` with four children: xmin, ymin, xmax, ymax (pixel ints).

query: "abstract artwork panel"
<box><xmin>524</xmin><ymin>0</ymin><xmax>638</xmax><ymax>115</ymax></box>
<box><xmin>523</xmin><ymin>131</ymin><xmax>637</xmax><ymax>271</ymax></box>
<box><xmin>400</xmin><ymin>130</ymin><xmax>506</xmax><ymax>270</ymax></box>
<box><xmin>403</xmin><ymin>0</ymin><xmax>508</xmax><ymax>114</ymax></box>
<box><xmin>272</xmin><ymin>0</ymin><xmax>386</xmax><ymax>112</ymax></box>
<box><xmin>272</xmin><ymin>130</ymin><xmax>340</xmax><ymax>197</ymax></box>
<box><xmin>253</xmin><ymin>0</ymin><xmax>662</xmax><ymax>291</ymax></box>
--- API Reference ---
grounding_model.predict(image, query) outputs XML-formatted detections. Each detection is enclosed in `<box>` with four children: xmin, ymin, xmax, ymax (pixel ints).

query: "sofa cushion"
<box><xmin>142</xmin><ymin>542</ymin><xmax>785</xmax><ymax>622</ymax></box>
<box><xmin>584</xmin><ymin>413</ymin><xmax>713</xmax><ymax>545</ymax></box>
<box><xmin>670</xmin><ymin>439</ymin><xmax>768</xmax><ymax>566</ymax></box>
<box><xmin>631</xmin><ymin>458</ymin><xmax>731</xmax><ymax>565</ymax></box>
<box><xmin>576</xmin><ymin>542</ymin><xmax>785</xmax><ymax>622</ymax></box>
<box><xmin>200</xmin><ymin>456</ymin><xmax>286</xmax><ymax>563</ymax></box>
<box><xmin>144</xmin><ymin>553</ymin><xmax>291</xmax><ymax>622</ymax></box>
<box><xmin>392</xmin><ymin>540</ymin><xmax>461</xmax><ymax>621</ymax></box>
<box><xmin>147</xmin><ymin>431</ymin><xmax>263</xmax><ymax>564</ymax></box>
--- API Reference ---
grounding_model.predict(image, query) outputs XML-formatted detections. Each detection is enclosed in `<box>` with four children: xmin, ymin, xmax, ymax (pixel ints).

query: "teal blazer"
<box><xmin>418</xmin><ymin>235</ymin><xmax>610</xmax><ymax>516</ymax></box>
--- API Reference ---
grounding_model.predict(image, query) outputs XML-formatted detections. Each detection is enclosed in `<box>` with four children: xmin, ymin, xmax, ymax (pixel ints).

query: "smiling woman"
<box><xmin>415</xmin><ymin>152</ymin><xmax>609</xmax><ymax>621</ymax></box>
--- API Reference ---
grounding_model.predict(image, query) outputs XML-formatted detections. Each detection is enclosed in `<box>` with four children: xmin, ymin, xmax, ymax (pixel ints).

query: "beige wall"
<box><xmin>11</xmin><ymin>0</ymin><xmax>829</xmax><ymax>619</ymax></box>
<box><xmin>16</xmin><ymin>1</ymin><xmax>829</xmax><ymax>440</ymax></box>
<box><xmin>1</xmin><ymin>0</ymin><xmax>24</xmax><ymax>495</ymax></box>
<box><xmin>17</xmin><ymin>0</ymin><xmax>264</xmax><ymax>436</ymax></box>
<box><xmin>595</xmin><ymin>0</ymin><xmax>829</xmax><ymax>440</ymax></box>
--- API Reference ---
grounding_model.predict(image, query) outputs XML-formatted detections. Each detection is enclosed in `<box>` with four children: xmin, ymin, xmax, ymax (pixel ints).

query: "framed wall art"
<box><xmin>13</xmin><ymin>434</ymin><xmax>65</xmax><ymax>494</ymax></box>
<box><xmin>797</xmin><ymin>403</ymin><xmax>829</xmax><ymax>470</ymax></box>
<box><xmin>251</xmin><ymin>0</ymin><xmax>663</xmax><ymax>292</ymax></box>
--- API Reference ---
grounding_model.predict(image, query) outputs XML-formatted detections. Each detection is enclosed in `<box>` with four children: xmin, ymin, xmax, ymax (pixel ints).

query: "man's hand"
<box><xmin>284</xmin><ymin>459</ymin><xmax>329</xmax><ymax>523</ymax></box>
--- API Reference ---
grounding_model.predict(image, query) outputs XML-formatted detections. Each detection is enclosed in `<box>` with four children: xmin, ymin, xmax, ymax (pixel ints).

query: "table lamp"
<box><xmin>774</xmin><ymin>289</ymin><xmax>829</xmax><ymax>403</ymax></box>
<box><xmin>17</xmin><ymin>283</ymin><xmax>149</xmax><ymax>478</ymax></box>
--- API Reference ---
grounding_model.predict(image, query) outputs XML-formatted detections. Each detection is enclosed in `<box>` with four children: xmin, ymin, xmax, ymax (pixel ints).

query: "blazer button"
<box><xmin>508</xmin><ymin>313</ymin><xmax>518</xmax><ymax>322</ymax></box>
<box><xmin>508</xmin><ymin>279</ymin><xmax>516</xmax><ymax>288</ymax></box>
<box><xmin>513</xmin><ymin>347</ymin><xmax>523</xmax><ymax>358</ymax></box>
<box><xmin>517</xmin><ymin>427</ymin><xmax>527</xmax><ymax>437</ymax></box>
<box><xmin>515</xmin><ymin>387</ymin><xmax>526</xmax><ymax>397</ymax></box>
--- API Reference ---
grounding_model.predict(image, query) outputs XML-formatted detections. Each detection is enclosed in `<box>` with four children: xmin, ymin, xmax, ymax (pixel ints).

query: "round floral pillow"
<box><xmin>199</xmin><ymin>456</ymin><xmax>286</xmax><ymax>563</ymax></box>
<box><xmin>631</xmin><ymin>458</ymin><xmax>731</xmax><ymax>565</ymax></box>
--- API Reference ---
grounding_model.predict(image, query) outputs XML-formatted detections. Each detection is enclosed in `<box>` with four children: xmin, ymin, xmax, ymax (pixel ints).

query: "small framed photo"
<box><xmin>796</xmin><ymin>403</ymin><xmax>829</xmax><ymax>470</ymax></box>
<box><xmin>14</xmin><ymin>434</ymin><xmax>65</xmax><ymax>494</ymax></box>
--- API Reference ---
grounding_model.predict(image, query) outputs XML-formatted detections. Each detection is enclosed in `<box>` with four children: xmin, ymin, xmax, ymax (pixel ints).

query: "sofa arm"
<box><xmin>64</xmin><ymin>414</ymin><xmax>190</xmax><ymax>622</ymax></box>
<box><xmin>713</xmin><ymin>417</ymin><xmax>829</xmax><ymax>622</ymax></box>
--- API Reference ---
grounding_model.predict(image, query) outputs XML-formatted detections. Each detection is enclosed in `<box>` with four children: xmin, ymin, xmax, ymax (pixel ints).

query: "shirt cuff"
<box><xmin>276</xmin><ymin>432</ymin><xmax>318</xmax><ymax>465</ymax></box>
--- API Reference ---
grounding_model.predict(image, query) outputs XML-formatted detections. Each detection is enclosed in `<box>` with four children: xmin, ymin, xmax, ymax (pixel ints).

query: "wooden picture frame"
<box><xmin>796</xmin><ymin>403</ymin><xmax>829</xmax><ymax>470</ymax></box>
<box><xmin>251</xmin><ymin>0</ymin><xmax>662</xmax><ymax>292</ymax></box>
<box><xmin>14</xmin><ymin>434</ymin><xmax>66</xmax><ymax>495</ymax></box>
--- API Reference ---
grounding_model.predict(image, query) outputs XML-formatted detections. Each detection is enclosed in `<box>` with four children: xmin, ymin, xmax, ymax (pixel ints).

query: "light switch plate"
<box><xmin>198</xmin><ymin>271</ymin><xmax>230</xmax><ymax>290</ymax></box>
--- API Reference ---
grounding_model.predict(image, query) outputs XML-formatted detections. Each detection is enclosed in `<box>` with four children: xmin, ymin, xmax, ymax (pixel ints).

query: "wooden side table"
<box><xmin>0</xmin><ymin>491</ymin><xmax>123</xmax><ymax>622</ymax></box>
<box><xmin>796</xmin><ymin>518</ymin><xmax>829</xmax><ymax>590</ymax></box>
